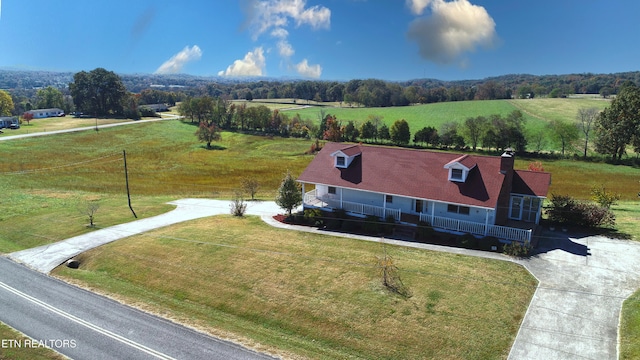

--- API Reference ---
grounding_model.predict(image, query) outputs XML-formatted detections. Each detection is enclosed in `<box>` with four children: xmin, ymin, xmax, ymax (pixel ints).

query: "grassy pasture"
<box><xmin>0</xmin><ymin>120</ymin><xmax>314</xmax><ymax>252</ymax></box>
<box><xmin>286</xmin><ymin>100</ymin><xmax>526</xmax><ymax>133</ymax></box>
<box><xmin>508</xmin><ymin>97</ymin><xmax>610</xmax><ymax>124</ymax></box>
<box><xmin>54</xmin><ymin>215</ymin><xmax>537</xmax><ymax>360</ymax></box>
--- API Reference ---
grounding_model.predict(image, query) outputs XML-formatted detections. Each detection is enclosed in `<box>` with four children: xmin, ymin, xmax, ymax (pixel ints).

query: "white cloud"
<box><xmin>277</xmin><ymin>40</ymin><xmax>295</xmax><ymax>57</ymax></box>
<box><xmin>248</xmin><ymin>0</ymin><xmax>331</xmax><ymax>40</ymax></box>
<box><xmin>270</xmin><ymin>27</ymin><xmax>289</xmax><ymax>39</ymax></box>
<box><xmin>155</xmin><ymin>45</ymin><xmax>202</xmax><ymax>74</ymax></box>
<box><xmin>406</xmin><ymin>0</ymin><xmax>497</xmax><ymax>65</ymax></box>
<box><xmin>218</xmin><ymin>47</ymin><xmax>266</xmax><ymax>77</ymax></box>
<box><xmin>295</xmin><ymin>59</ymin><xmax>322</xmax><ymax>78</ymax></box>
<box><xmin>406</xmin><ymin>0</ymin><xmax>433</xmax><ymax>15</ymax></box>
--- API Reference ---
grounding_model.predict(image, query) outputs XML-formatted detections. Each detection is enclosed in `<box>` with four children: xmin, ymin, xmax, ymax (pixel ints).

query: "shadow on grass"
<box><xmin>200</xmin><ymin>144</ymin><xmax>227</xmax><ymax>151</ymax></box>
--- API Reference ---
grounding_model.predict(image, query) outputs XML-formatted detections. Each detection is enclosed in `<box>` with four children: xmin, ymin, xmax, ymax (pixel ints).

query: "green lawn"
<box><xmin>621</xmin><ymin>288</ymin><xmax>640</xmax><ymax>359</ymax></box>
<box><xmin>54</xmin><ymin>215</ymin><xmax>537</xmax><ymax>360</ymax></box>
<box><xmin>287</xmin><ymin>99</ymin><xmax>525</xmax><ymax>133</ymax></box>
<box><xmin>0</xmin><ymin>116</ymin><xmax>132</xmax><ymax>136</ymax></box>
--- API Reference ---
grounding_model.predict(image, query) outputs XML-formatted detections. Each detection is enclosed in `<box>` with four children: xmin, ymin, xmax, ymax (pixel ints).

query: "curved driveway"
<box><xmin>10</xmin><ymin>199</ymin><xmax>282</xmax><ymax>273</ymax></box>
<box><xmin>8</xmin><ymin>199</ymin><xmax>640</xmax><ymax>359</ymax></box>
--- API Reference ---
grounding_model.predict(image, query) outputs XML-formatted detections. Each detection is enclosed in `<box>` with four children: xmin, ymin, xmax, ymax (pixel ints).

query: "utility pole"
<box><xmin>123</xmin><ymin>150</ymin><xmax>137</xmax><ymax>218</ymax></box>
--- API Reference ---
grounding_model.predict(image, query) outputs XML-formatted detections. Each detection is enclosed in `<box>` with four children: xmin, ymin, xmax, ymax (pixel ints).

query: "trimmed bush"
<box><xmin>503</xmin><ymin>241</ymin><xmax>532</xmax><ymax>257</ymax></box>
<box><xmin>303</xmin><ymin>208</ymin><xmax>324</xmax><ymax>226</ymax></box>
<box><xmin>478</xmin><ymin>236</ymin><xmax>501</xmax><ymax>251</ymax></box>
<box><xmin>457</xmin><ymin>233</ymin><xmax>478</xmax><ymax>249</ymax></box>
<box><xmin>362</xmin><ymin>215</ymin><xmax>382</xmax><ymax>234</ymax></box>
<box><xmin>415</xmin><ymin>221</ymin><xmax>434</xmax><ymax>241</ymax></box>
<box><xmin>383</xmin><ymin>215</ymin><xmax>396</xmax><ymax>235</ymax></box>
<box><xmin>545</xmin><ymin>194</ymin><xmax>616</xmax><ymax>228</ymax></box>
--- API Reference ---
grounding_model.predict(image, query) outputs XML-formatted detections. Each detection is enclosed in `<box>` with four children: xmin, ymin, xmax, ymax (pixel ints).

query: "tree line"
<box><xmin>3</xmin><ymin>69</ymin><xmax>640</xmax><ymax>117</ymax></box>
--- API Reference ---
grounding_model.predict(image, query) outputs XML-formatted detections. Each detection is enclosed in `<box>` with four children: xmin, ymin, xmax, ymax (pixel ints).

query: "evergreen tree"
<box><xmin>275</xmin><ymin>171</ymin><xmax>302</xmax><ymax>216</ymax></box>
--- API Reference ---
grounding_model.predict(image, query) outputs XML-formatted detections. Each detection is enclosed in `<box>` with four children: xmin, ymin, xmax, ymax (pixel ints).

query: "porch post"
<box><xmin>383</xmin><ymin>194</ymin><xmax>387</xmax><ymax>218</ymax></box>
<box><xmin>430</xmin><ymin>201</ymin><xmax>435</xmax><ymax>225</ymax></box>
<box><xmin>302</xmin><ymin>183</ymin><xmax>306</xmax><ymax>205</ymax></box>
<box><xmin>484</xmin><ymin>209</ymin><xmax>490</xmax><ymax>236</ymax></box>
<box><xmin>340</xmin><ymin>188</ymin><xmax>343</xmax><ymax>208</ymax></box>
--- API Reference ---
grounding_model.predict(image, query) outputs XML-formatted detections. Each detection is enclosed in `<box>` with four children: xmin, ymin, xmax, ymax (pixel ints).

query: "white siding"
<box><xmin>432</xmin><ymin>202</ymin><xmax>490</xmax><ymax>224</ymax></box>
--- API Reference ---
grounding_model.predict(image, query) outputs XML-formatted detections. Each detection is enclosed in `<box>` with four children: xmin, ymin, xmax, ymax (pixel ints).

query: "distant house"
<box><xmin>139</xmin><ymin>104</ymin><xmax>170</xmax><ymax>113</ymax></box>
<box><xmin>0</xmin><ymin>116</ymin><xmax>19</xmax><ymax>128</ymax></box>
<box><xmin>298</xmin><ymin>142</ymin><xmax>551</xmax><ymax>243</ymax></box>
<box><xmin>26</xmin><ymin>108</ymin><xmax>65</xmax><ymax>119</ymax></box>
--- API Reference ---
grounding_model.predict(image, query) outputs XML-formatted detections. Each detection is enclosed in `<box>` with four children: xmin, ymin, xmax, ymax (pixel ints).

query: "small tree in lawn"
<box><xmin>195</xmin><ymin>121</ymin><xmax>221</xmax><ymax>149</ymax></box>
<box><xmin>241</xmin><ymin>177</ymin><xmax>259</xmax><ymax>200</ymax></box>
<box><xmin>82</xmin><ymin>201</ymin><xmax>100</xmax><ymax>227</ymax></box>
<box><xmin>275</xmin><ymin>171</ymin><xmax>302</xmax><ymax>216</ymax></box>
<box><xmin>22</xmin><ymin>112</ymin><xmax>34</xmax><ymax>125</ymax></box>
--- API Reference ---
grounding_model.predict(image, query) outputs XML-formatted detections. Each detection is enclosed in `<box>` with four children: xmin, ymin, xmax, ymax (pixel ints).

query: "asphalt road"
<box><xmin>0</xmin><ymin>257</ymin><xmax>278</xmax><ymax>360</ymax></box>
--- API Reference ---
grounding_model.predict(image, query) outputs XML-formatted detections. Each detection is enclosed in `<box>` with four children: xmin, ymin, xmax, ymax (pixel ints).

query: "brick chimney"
<box><xmin>496</xmin><ymin>148</ymin><xmax>516</xmax><ymax>225</ymax></box>
<box><xmin>500</xmin><ymin>148</ymin><xmax>515</xmax><ymax>174</ymax></box>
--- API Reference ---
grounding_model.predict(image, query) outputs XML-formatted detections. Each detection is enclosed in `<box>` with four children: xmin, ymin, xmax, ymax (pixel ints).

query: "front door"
<box><xmin>415</xmin><ymin>199</ymin><xmax>424</xmax><ymax>213</ymax></box>
<box><xmin>510</xmin><ymin>196</ymin><xmax>522</xmax><ymax>220</ymax></box>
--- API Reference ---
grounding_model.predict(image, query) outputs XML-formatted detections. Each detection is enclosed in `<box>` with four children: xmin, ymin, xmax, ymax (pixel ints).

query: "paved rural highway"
<box><xmin>0</xmin><ymin>257</ymin><xmax>277</xmax><ymax>360</ymax></box>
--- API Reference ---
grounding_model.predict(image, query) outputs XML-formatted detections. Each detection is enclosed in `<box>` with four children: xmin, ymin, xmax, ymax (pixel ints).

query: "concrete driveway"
<box><xmin>9</xmin><ymin>199</ymin><xmax>285</xmax><ymax>273</ymax></box>
<box><xmin>508</xmin><ymin>231</ymin><xmax>640</xmax><ymax>359</ymax></box>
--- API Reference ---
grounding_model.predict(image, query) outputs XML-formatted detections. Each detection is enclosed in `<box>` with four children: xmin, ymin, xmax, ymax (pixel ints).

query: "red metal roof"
<box><xmin>298</xmin><ymin>142</ymin><xmax>551</xmax><ymax>208</ymax></box>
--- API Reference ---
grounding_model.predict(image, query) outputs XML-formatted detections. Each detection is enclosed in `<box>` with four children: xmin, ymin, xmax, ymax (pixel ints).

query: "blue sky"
<box><xmin>0</xmin><ymin>0</ymin><xmax>639</xmax><ymax>81</ymax></box>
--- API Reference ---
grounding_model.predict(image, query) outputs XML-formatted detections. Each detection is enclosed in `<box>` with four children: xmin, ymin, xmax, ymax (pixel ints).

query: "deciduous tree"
<box><xmin>548</xmin><ymin>119</ymin><xmax>579</xmax><ymax>156</ymax></box>
<box><xmin>595</xmin><ymin>84</ymin><xmax>640</xmax><ymax>161</ymax></box>
<box><xmin>69</xmin><ymin>68</ymin><xmax>127</xmax><ymax>117</ymax></box>
<box><xmin>35</xmin><ymin>86</ymin><xmax>65</xmax><ymax>109</ymax></box>
<box><xmin>390</xmin><ymin>119</ymin><xmax>410</xmax><ymax>145</ymax></box>
<box><xmin>463</xmin><ymin>116</ymin><xmax>488</xmax><ymax>151</ymax></box>
<box><xmin>0</xmin><ymin>90</ymin><xmax>14</xmax><ymax>116</ymax></box>
<box><xmin>195</xmin><ymin>121</ymin><xmax>222</xmax><ymax>149</ymax></box>
<box><xmin>577</xmin><ymin>107</ymin><xmax>599</xmax><ymax>158</ymax></box>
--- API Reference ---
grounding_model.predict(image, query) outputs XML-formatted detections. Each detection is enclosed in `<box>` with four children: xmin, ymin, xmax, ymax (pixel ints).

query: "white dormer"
<box><xmin>444</xmin><ymin>155</ymin><xmax>476</xmax><ymax>182</ymax></box>
<box><xmin>330</xmin><ymin>145</ymin><xmax>362</xmax><ymax>169</ymax></box>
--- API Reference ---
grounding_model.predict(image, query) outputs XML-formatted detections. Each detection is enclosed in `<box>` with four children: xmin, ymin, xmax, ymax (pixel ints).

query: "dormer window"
<box><xmin>331</xmin><ymin>145</ymin><xmax>361</xmax><ymax>169</ymax></box>
<box><xmin>444</xmin><ymin>155</ymin><xmax>476</xmax><ymax>183</ymax></box>
<box><xmin>450</xmin><ymin>168</ymin><xmax>463</xmax><ymax>181</ymax></box>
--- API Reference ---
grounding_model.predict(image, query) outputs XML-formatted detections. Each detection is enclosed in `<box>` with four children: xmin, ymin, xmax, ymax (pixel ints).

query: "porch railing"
<box><xmin>420</xmin><ymin>213</ymin><xmax>531</xmax><ymax>243</ymax></box>
<box><xmin>304</xmin><ymin>190</ymin><xmax>401</xmax><ymax>221</ymax></box>
<box><xmin>305</xmin><ymin>190</ymin><xmax>531</xmax><ymax>243</ymax></box>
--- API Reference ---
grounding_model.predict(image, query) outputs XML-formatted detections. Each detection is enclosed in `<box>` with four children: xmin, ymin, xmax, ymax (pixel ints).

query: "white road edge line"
<box><xmin>0</xmin><ymin>281</ymin><xmax>176</xmax><ymax>360</ymax></box>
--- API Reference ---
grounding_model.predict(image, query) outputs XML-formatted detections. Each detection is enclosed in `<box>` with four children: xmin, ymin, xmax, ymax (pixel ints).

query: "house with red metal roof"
<box><xmin>297</xmin><ymin>142</ymin><xmax>551</xmax><ymax>243</ymax></box>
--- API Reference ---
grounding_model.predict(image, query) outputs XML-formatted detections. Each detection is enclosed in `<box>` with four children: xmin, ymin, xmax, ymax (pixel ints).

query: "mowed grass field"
<box><xmin>285</xmin><ymin>98</ymin><xmax>611</xmax><ymax>152</ymax></box>
<box><xmin>54</xmin><ymin>215</ymin><xmax>537</xmax><ymax>360</ymax></box>
<box><xmin>0</xmin><ymin>116</ymin><xmax>132</xmax><ymax>136</ymax></box>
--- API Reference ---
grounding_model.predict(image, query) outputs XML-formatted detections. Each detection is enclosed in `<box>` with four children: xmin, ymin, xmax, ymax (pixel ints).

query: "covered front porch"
<box><xmin>303</xmin><ymin>189</ymin><xmax>533</xmax><ymax>243</ymax></box>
